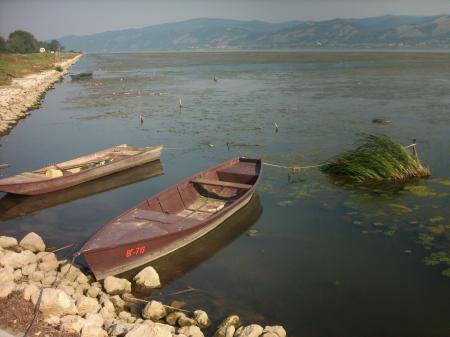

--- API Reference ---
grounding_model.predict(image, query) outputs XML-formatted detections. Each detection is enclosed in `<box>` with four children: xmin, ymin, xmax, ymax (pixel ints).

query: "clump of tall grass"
<box><xmin>321</xmin><ymin>135</ymin><xmax>430</xmax><ymax>183</ymax></box>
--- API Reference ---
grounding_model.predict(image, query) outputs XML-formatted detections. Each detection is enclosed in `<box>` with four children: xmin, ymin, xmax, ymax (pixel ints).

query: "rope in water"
<box><xmin>263</xmin><ymin>143</ymin><xmax>417</xmax><ymax>172</ymax></box>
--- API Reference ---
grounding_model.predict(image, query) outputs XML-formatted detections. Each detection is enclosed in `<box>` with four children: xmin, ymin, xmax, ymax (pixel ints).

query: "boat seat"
<box><xmin>192</xmin><ymin>178</ymin><xmax>252</xmax><ymax>190</ymax></box>
<box><xmin>133</xmin><ymin>209</ymin><xmax>185</xmax><ymax>224</ymax></box>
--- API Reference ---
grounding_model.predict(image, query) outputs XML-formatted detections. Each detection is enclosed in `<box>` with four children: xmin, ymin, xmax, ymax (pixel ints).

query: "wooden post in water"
<box><xmin>179</xmin><ymin>96</ymin><xmax>183</xmax><ymax>112</ymax></box>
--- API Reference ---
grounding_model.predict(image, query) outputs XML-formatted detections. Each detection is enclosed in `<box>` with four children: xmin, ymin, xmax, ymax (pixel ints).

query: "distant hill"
<box><xmin>59</xmin><ymin>15</ymin><xmax>450</xmax><ymax>52</ymax></box>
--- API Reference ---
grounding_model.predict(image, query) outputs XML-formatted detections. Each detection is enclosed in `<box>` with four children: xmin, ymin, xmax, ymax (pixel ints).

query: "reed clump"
<box><xmin>321</xmin><ymin>135</ymin><xmax>431</xmax><ymax>183</ymax></box>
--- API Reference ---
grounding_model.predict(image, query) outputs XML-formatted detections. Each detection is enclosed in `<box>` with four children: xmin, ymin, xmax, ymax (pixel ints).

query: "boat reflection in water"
<box><xmin>120</xmin><ymin>194</ymin><xmax>263</xmax><ymax>288</ymax></box>
<box><xmin>0</xmin><ymin>161</ymin><xmax>164</xmax><ymax>221</ymax></box>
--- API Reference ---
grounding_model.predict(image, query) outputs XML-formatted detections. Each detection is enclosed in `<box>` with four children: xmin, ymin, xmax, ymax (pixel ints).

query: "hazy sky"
<box><xmin>1</xmin><ymin>0</ymin><xmax>449</xmax><ymax>40</ymax></box>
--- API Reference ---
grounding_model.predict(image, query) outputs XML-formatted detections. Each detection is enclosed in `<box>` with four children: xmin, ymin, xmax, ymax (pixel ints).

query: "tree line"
<box><xmin>0</xmin><ymin>30</ymin><xmax>64</xmax><ymax>53</ymax></box>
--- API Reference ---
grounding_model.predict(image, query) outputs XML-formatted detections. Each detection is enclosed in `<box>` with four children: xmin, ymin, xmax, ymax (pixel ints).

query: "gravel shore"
<box><xmin>0</xmin><ymin>232</ymin><xmax>286</xmax><ymax>337</ymax></box>
<box><xmin>0</xmin><ymin>54</ymin><xmax>82</xmax><ymax>135</ymax></box>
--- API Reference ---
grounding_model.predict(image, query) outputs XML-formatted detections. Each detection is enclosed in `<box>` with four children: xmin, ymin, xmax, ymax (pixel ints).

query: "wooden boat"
<box><xmin>70</xmin><ymin>72</ymin><xmax>93</xmax><ymax>80</ymax></box>
<box><xmin>0</xmin><ymin>144</ymin><xmax>163</xmax><ymax>196</ymax></box>
<box><xmin>119</xmin><ymin>194</ymin><xmax>262</xmax><ymax>285</ymax></box>
<box><xmin>0</xmin><ymin>161</ymin><xmax>164</xmax><ymax>221</ymax></box>
<box><xmin>80</xmin><ymin>157</ymin><xmax>262</xmax><ymax>280</ymax></box>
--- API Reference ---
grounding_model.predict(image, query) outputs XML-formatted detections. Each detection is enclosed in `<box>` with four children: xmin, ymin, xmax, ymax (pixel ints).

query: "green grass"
<box><xmin>0</xmin><ymin>52</ymin><xmax>79</xmax><ymax>85</ymax></box>
<box><xmin>321</xmin><ymin>134</ymin><xmax>431</xmax><ymax>183</ymax></box>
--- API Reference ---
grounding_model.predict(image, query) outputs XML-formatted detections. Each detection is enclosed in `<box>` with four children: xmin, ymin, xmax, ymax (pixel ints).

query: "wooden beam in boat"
<box><xmin>192</xmin><ymin>178</ymin><xmax>252</xmax><ymax>190</ymax></box>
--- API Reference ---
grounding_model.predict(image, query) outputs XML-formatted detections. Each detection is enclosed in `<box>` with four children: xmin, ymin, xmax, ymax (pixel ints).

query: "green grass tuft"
<box><xmin>321</xmin><ymin>134</ymin><xmax>430</xmax><ymax>183</ymax></box>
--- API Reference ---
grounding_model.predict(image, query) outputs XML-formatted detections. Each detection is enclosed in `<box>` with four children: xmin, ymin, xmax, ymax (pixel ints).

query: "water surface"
<box><xmin>1</xmin><ymin>51</ymin><xmax>450</xmax><ymax>337</ymax></box>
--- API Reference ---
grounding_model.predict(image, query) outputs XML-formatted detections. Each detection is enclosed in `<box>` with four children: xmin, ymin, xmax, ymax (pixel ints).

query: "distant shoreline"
<box><xmin>79</xmin><ymin>48</ymin><xmax>450</xmax><ymax>55</ymax></box>
<box><xmin>0</xmin><ymin>54</ymin><xmax>82</xmax><ymax>136</ymax></box>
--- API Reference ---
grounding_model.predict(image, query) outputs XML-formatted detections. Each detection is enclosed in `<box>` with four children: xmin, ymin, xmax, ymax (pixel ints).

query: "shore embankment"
<box><xmin>0</xmin><ymin>232</ymin><xmax>286</xmax><ymax>337</ymax></box>
<box><xmin>0</xmin><ymin>54</ymin><xmax>82</xmax><ymax>135</ymax></box>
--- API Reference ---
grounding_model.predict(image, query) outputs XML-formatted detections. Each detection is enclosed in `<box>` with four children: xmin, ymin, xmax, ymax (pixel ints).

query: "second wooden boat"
<box><xmin>0</xmin><ymin>144</ymin><xmax>163</xmax><ymax>195</ymax></box>
<box><xmin>80</xmin><ymin>157</ymin><xmax>262</xmax><ymax>280</ymax></box>
<box><xmin>70</xmin><ymin>72</ymin><xmax>93</xmax><ymax>80</ymax></box>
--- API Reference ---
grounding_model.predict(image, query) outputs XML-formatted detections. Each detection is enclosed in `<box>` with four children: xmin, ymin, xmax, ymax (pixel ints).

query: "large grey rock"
<box><xmin>125</xmin><ymin>321</ymin><xmax>172</xmax><ymax>337</ymax></box>
<box><xmin>32</xmin><ymin>288</ymin><xmax>78</xmax><ymax>316</ymax></box>
<box><xmin>0</xmin><ymin>236</ymin><xmax>17</xmax><ymax>248</ymax></box>
<box><xmin>235</xmin><ymin>324</ymin><xmax>263</xmax><ymax>337</ymax></box>
<box><xmin>0</xmin><ymin>282</ymin><xmax>15</xmax><ymax>298</ymax></box>
<box><xmin>60</xmin><ymin>263</ymin><xmax>83</xmax><ymax>282</ymax></box>
<box><xmin>99</xmin><ymin>306</ymin><xmax>116</xmax><ymax>320</ymax></box>
<box><xmin>77</xmin><ymin>295</ymin><xmax>101</xmax><ymax>316</ymax></box>
<box><xmin>81</xmin><ymin>324</ymin><xmax>108</xmax><ymax>337</ymax></box>
<box><xmin>87</xmin><ymin>285</ymin><xmax>101</xmax><ymax>298</ymax></box>
<box><xmin>44</xmin><ymin>314</ymin><xmax>60</xmax><ymax>327</ymax></box>
<box><xmin>0</xmin><ymin>250</ymin><xmax>36</xmax><ymax>269</ymax></box>
<box><xmin>102</xmin><ymin>298</ymin><xmax>116</xmax><ymax>313</ymax></box>
<box><xmin>0</xmin><ymin>266</ymin><xmax>14</xmax><ymax>283</ymax></box>
<box><xmin>60</xmin><ymin>314</ymin><xmax>86</xmax><ymax>333</ymax></box>
<box><xmin>178</xmin><ymin>326</ymin><xmax>204</xmax><ymax>337</ymax></box>
<box><xmin>36</xmin><ymin>251</ymin><xmax>57</xmax><ymax>263</ymax></box>
<box><xmin>23</xmin><ymin>283</ymin><xmax>40</xmax><ymax>301</ymax></box>
<box><xmin>13</xmin><ymin>268</ymin><xmax>22</xmax><ymax>281</ymax></box>
<box><xmin>104</xmin><ymin>276</ymin><xmax>131</xmax><ymax>295</ymax></box>
<box><xmin>21</xmin><ymin>263</ymin><xmax>37</xmax><ymax>276</ymax></box>
<box><xmin>85</xmin><ymin>312</ymin><xmax>104</xmax><ymax>328</ymax></box>
<box><xmin>42</xmin><ymin>274</ymin><xmax>57</xmax><ymax>287</ymax></box>
<box><xmin>263</xmin><ymin>326</ymin><xmax>286</xmax><ymax>337</ymax></box>
<box><xmin>38</xmin><ymin>259</ymin><xmax>59</xmax><ymax>272</ymax></box>
<box><xmin>30</xmin><ymin>270</ymin><xmax>44</xmax><ymax>282</ymax></box>
<box><xmin>19</xmin><ymin>232</ymin><xmax>46</xmax><ymax>252</ymax></box>
<box><xmin>142</xmin><ymin>300</ymin><xmax>166</xmax><ymax>320</ymax></box>
<box><xmin>213</xmin><ymin>315</ymin><xmax>241</xmax><ymax>337</ymax></box>
<box><xmin>108</xmin><ymin>323</ymin><xmax>129</xmax><ymax>337</ymax></box>
<box><xmin>110</xmin><ymin>294</ymin><xmax>126</xmax><ymax>311</ymax></box>
<box><xmin>133</xmin><ymin>266</ymin><xmax>161</xmax><ymax>290</ymax></box>
<box><xmin>225</xmin><ymin>325</ymin><xmax>235</xmax><ymax>337</ymax></box>
<box><xmin>178</xmin><ymin>315</ymin><xmax>197</xmax><ymax>327</ymax></box>
<box><xmin>193</xmin><ymin>310</ymin><xmax>211</xmax><ymax>328</ymax></box>
<box><xmin>166</xmin><ymin>311</ymin><xmax>185</xmax><ymax>326</ymax></box>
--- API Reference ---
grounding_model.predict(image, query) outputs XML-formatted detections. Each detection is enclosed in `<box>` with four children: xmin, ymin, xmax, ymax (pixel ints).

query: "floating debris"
<box><xmin>321</xmin><ymin>135</ymin><xmax>431</xmax><ymax>183</ymax></box>
<box><xmin>246</xmin><ymin>229</ymin><xmax>258</xmax><ymax>237</ymax></box>
<box><xmin>372</xmin><ymin>118</ymin><xmax>392</xmax><ymax>125</ymax></box>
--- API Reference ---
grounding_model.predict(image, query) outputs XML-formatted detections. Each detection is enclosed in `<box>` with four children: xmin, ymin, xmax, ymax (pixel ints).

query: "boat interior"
<box><xmin>3</xmin><ymin>145</ymin><xmax>150</xmax><ymax>182</ymax></box>
<box><xmin>83</xmin><ymin>158</ymin><xmax>260</xmax><ymax>249</ymax></box>
<box><xmin>137</xmin><ymin>158</ymin><xmax>260</xmax><ymax>221</ymax></box>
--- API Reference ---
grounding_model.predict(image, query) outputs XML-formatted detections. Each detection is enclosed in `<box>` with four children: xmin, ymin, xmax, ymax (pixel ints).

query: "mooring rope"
<box><xmin>263</xmin><ymin>142</ymin><xmax>418</xmax><ymax>172</ymax></box>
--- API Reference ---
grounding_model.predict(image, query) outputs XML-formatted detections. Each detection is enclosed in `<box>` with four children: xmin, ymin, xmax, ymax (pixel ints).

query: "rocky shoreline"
<box><xmin>0</xmin><ymin>233</ymin><xmax>286</xmax><ymax>337</ymax></box>
<box><xmin>0</xmin><ymin>54</ymin><xmax>82</xmax><ymax>135</ymax></box>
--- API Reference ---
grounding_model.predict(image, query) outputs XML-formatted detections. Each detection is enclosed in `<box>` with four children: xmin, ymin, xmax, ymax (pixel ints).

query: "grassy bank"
<box><xmin>0</xmin><ymin>52</ymin><xmax>79</xmax><ymax>86</ymax></box>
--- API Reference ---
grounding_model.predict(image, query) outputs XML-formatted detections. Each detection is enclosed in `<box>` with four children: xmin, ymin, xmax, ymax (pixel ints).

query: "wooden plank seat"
<box><xmin>133</xmin><ymin>209</ymin><xmax>185</xmax><ymax>224</ymax></box>
<box><xmin>192</xmin><ymin>178</ymin><xmax>252</xmax><ymax>190</ymax></box>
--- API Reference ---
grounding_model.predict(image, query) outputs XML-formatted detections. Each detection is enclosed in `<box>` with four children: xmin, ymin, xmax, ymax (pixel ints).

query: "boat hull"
<box><xmin>0</xmin><ymin>145</ymin><xmax>163</xmax><ymax>195</ymax></box>
<box><xmin>80</xmin><ymin>157</ymin><xmax>262</xmax><ymax>280</ymax></box>
<box><xmin>83</xmin><ymin>192</ymin><xmax>254</xmax><ymax>280</ymax></box>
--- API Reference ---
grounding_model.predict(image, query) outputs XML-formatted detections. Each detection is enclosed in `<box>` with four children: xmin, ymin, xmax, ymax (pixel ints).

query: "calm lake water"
<box><xmin>1</xmin><ymin>51</ymin><xmax>450</xmax><ymax>337</ymax></box>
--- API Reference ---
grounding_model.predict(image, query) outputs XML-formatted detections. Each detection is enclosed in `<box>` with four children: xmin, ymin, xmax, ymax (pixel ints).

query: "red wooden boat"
<box><xmin>80</xmin><ymin>157</ymin><xmax>262</xmax><ymax>280</ymax></box>
<box><xmin>0</xmin><ymin>144</ymin><xmax>163</xmax><ymax>196</ymax></box>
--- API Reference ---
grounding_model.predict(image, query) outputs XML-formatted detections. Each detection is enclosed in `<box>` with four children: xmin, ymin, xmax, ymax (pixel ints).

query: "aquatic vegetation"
<box><xmin>429</xmin><ymin>216</ymin><xmax>445</xmax><ymax>223</ymax></box>
<box><xmin>429</xmin><ymin>224</ymin><xmax>446</xmax><ymax>236</ymax></box>
<box><xmin>278</xmin><ymin>200</ymin><xmax>294</xmax><ymax>207</ymax></box>
<box><xmin>321</xmin><ymin>135</ymin><xmax>430</xmax><ymax>183</ymax></box>
<box><xmin>439</xmin><ymin>180</ymin><xmax>450</xmax><ymax>186</ymax></box>
<box><xmin>404</xmin><ymin>185</ymin><xmax>436</xmax><ymax>197</ymax></box>
<box><xmin>388</xmin><ymin>203</ymin><xmax>413</xmax><ymax>213</ymax></box>
<box><xmin>442</xmin><ymin>268</ymin><xmax>450</xmax><ymax>277</ymax></box>
<box><xmin>423</xmin><ymin>252</ymin><xmax>450</xmax><ymax>266</ymax></box>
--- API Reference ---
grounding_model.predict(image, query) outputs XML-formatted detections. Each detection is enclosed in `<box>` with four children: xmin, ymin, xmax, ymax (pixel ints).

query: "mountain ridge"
<box><xmin>58</xmin><ymin>15</ymin><xmax>450</xmax><ymax>52</ymax></box>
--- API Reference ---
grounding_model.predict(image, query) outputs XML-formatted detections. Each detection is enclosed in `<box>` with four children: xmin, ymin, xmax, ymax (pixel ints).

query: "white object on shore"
<box><xmin>20</xmin><ymin>232</ymin><xmax>46</xmax><ymax>252</ymax></box>
<box><xmin>133</xmin><ymin>266</ymin><xmax>161</xmax><ymax>290</ymax></box>
<box><xmin>0</xmin><ymin>236</ymin><xmax>17</xmax><ymax>249</ymax></box>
